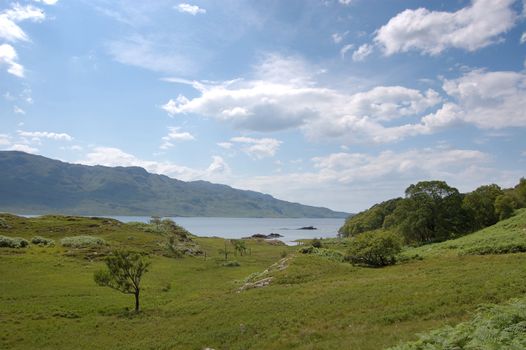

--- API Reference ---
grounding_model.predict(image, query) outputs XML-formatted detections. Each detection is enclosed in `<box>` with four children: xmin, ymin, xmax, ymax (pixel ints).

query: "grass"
<box><xmin>1</xmin><ymin>212</ymin><xmax>526</xmax><ymax>349</ymax></box>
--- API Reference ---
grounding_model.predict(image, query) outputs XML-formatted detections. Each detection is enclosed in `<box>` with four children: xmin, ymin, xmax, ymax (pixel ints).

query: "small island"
<box><xmin>298</xmin><ymin>226</ymin><xmax>317</xmax><ymax>230</ymax></box>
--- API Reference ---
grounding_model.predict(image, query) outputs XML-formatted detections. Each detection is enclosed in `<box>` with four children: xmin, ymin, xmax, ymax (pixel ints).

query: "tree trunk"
<box><xmin>135</xmin><ymin>290</ymin><xmax>140</xmax><ymax>312</ymax></box>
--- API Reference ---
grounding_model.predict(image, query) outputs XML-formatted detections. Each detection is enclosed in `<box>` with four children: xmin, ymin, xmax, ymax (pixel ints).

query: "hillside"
<box><xmin>1</xmin><ymin>210</ymin><xmax>526</xmax><ymax>349</ymax></box>
<box><xmin>0</xmin><ymin>151</ymin><xmax>348</xmax><ymax>218</ymax></box>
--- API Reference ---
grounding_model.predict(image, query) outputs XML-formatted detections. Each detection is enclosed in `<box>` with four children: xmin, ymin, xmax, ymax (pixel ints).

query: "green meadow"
<box><xmin>1</xmin><ymin>211</ymin><xmax>526</xmax><ymax>349</ymax></box>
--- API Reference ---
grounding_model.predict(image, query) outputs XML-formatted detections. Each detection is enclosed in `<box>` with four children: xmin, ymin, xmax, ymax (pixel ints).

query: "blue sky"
<box><xmin>1</xmin><ymin>0</ymin><xmax>526</xmax><ymax>213</ymax></box>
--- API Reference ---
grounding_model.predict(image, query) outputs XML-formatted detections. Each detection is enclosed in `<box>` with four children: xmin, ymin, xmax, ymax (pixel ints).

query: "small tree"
<box><xmin>218</xmin><ymin>240</ymin><xmax>231</xmax><ymax>261</ymax></box>
<box><xmin>94</xmin><ymin>250</ymin><xmax>150</xmax><ymax>312</ymax></box>
<box><xmin>230</xmin><ymin>239</ymin><xmax>247</xmax><ymax>256</ymax></box>
<box><xmin>149</xmin><ymin>216</ymin><xmax>162</xmax><ymax>231</ymax></box>
<box><xmin>346</xmin><ymin>230</ymin><xmax>402</xmax><ymax>267</ymax></box>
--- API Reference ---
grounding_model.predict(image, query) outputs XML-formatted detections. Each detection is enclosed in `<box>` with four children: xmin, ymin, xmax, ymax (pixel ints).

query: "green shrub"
<box><xmin>0</xmin><ymin>218</ymin><xmax>11</xmax><ymax>229</ymax></box>
<box><xmin>222</xmin><ymin>260</ymin><xmax>240</xmax><ymax>267</ymax></box>
<box><xmin>346</xmin><ymin>230</ymin><xmax>402</xmax><ymax>267</ymax></box>
<box><xmin>31</xmin><ymin>236</ymin><xmax>55</xmax><ymax>246</ymax></box>
<box><xmin>463</xmin><ymin>243</ymin><xmax>526</xmax><ymax>256</ymax></box>
<box><xmin>297</xmin><ymin>246</ymin><xmax>344</xmax><ymax>262</ymax></box>
<box><xmin>60</xmin><ymin>235</ymin><xmax>106</xmax><ymax>248</ymax></box>
<box><xmin>0</xmin><ymin>235</ymin><xmax>29</xmax><ymax>248</ymax></box>
<box><xmin>388</xmin><ymin>297</ymin><xmax>526</xmax><ymax>349</ymax></box>
<box><xmin>310</xmin><ymin>238</ymin><xmax>322</xmax><ymax>248</ymax></box>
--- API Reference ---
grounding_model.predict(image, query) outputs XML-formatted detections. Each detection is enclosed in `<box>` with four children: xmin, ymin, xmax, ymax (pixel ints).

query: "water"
<box><xmin>110</xmin><ymin>216</ymin><xmax>345</xmax><ymax>245</ymax></box>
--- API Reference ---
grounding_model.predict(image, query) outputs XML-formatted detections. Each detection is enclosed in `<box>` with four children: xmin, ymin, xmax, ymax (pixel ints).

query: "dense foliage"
<box><xmin>346</xmin><ymin>230</ymin><xmax>402</xmax><ymax>267</ymax></box>
<box><xmin>339</xmin><ymin>198</ymin><xmax>401</xmax><ymax>237</ymax></box>
<box><xmin>339</xmin><ymin>178</ymin><xmax>526</xmax><ymax>247</ymax></box>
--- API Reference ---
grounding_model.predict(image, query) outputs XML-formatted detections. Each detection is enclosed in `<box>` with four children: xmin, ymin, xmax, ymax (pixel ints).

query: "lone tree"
<box><xmin>94</xmin><ymin>250</ymin><xmax>150</xmax><ymax>312</ymax></box>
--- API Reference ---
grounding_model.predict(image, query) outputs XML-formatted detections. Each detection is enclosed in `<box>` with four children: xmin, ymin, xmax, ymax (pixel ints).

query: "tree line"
<box><xmin>339</xmin><ymin>178</ymin><xmax>526</xmax><ymax>245</ymax></box>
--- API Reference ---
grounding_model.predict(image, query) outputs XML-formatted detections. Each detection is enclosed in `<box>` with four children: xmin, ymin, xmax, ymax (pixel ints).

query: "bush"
<box><xmin>346</xmin><ymin>230</ymin><xmax>402</xmax><ymax>267</ymax></box>
<box><xmin>222</xmin><ymin>260</ymin><xmax>240</xmax><ymax>267</ymax></box>
<box><xmin>388</xmin><ymin>297</ymin><xmax>526</xmax><ymax>349</ymax></box>
<box><xmin>310</xmin><ymin>238</ymin><xmax>322</xmax><ymax>248</ymax></box>
<box><xmin>0</xmin><ymin>235</ymin><xmax>29</xmax><ymax>248</ymax></box>
<box><xmin>0</xmin><ymin>218</ymin><xmax>10</xmax><ymax>229</ymax></box>
<box><xmin>31</xmin><ymin>236</ymin><xmax>55</xmax><ymax>246</ymax></box>
<box><xmin>298</xmin><ymin>246</ymin><xmax>344</xmax><ymax>262</ymax></box>
<box><xmin>60</xmin><ymin>235</ymin><xmax>106</xmax><ymax>248</ymax></box>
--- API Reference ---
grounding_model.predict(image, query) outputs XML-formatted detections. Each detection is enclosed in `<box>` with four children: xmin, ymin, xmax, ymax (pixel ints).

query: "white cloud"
<box><xmin>339</xmin><ymin>0</ymin><xmax>352</xmax><ymax>5</ymax></box>
<box><xmin>229</xmin><ymin>136</ymin><xmax>282</xmax><ymax>159</ymax></box>
<box><xmin>0</xmin><ymin>4</ymin><xmax>45</xmax><ymax>42</ymax></box>
<box><xmin>0</xmin><ymin>44</ymin><xmax>24</xmax><ymax>77</ymax></box>
<box><xmin>332</xmin><ymin>32</ymin><xmax>348</xmax><ymax>44</ymax></box>
<box><xmin>375</xmin><ymin>0</ymin><xmax>517</xmax><ymax>55</ymax></box>
<box><xmin>9</xmin><ymin>144</ymin><xmax>38</xmax><ymax>153</ymax></box>
<box><xmin>234</xmin><ymin>147</ymin><xmax>518</xmax><ymax>212</ymax></box>
<box><xmin>217</xmin><ymin>142</ymin><xmax>233</xmax><ymax>149</ymax></box>
<box><xmin>175</xmin><ymin>3</ymin><xmax>206</xmax><ymax>15</ymax></box>
<box><xmin>79</xmin><ymin>147</ymin><xmax>230</xmax><ymax>182</ymax></box>
<box><xmin>0</xmin><ymin>3</ymin><xmax>48</xmax><ymax>77</ymax></box>
<box><xmin>161</xmin><ymin>54</ymin><xmax>525</xmax><ymax>145</ymax></box>
<box><xmin>340</xmin><ymin>44</ymin><xmax>354</xmax><ymax>59</ymax></box>
<box><xmin>34</xmin><ymin>0</ymin><xmax>59</xmax><ymax>5</ymax></box>
<box><xmin>107</xmin><ymin>36</ymin><xmax>194</xmax><ymax>74</ymax></box>
<box><xmin>352</xmin><ymin>43</ymin><xmax>373</xmax><ymax>61</ymax></box>
<box><xmin>160</xmin><ymin>127</ymin><xmax>195</xmax><ymax>149</ymax></box>
<box><xmin>13</xmin><ymin>105</ymin><xmax>25</xmax><ymax>114</ymax></box>
<box><xmin>0</xmin><ymin>134</ymin><xmax>10</xmax><ymax>146</ymax></box>
<box><xmin>521</xmin><ymin>32</ymin><xmax>526</xmax><ymax>44</ymax></box>
<box><xmin>17</xmin><ymin>130</ymin><xmax>73</xmax><ymax>141</ymax></box>
<box><xmin>440</xmin><ymin>70</ymin><xmax>526</xmax><ymax>128</ymax></box>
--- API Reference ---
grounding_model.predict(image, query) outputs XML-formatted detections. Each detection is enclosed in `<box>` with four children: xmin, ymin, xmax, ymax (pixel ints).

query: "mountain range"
<box><xmin>0</xmin><ymin>151</ymin><xmax>349</xmax><ymax>218</ymax></box>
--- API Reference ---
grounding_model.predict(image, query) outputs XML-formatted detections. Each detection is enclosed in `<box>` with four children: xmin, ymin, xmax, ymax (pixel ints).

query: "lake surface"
<box><xmin>110</xmin><ymin>216</ymin><xmax>345</xmax><ymax>245</ymax></box>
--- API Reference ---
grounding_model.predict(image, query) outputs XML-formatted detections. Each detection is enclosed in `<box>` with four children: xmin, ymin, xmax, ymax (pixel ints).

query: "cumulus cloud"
<box><xmin>229</xmin><ymin>136</ymin><xmax>282</xmax><ymax>159</ymax></box>
<box><xmin>375</xmin><ymin>0</ymin><xmax>517</xmax><ymax>55</ymax></box>
<box><xmin>79</xmin><ymin>147</ymin><xmax>230</xmax><ymax>182</ymax></box>
<box><xmin>0</xmin><ymin>4</ymin><xmax>45</xmax><ymax>42</ymax></box>
<box><xmin>440</xmin><ymin>70</ymin><xmax>526</xmax><ymax>128</ymax></box>
<box><xmin>0</xmin><ymin>3</ymin><xmax>48</xmax><ymax>77</ymax></box>
<box><xmin>161</xmin><ymin>54</ymin><xmax>525</xmax><ymax>145</ymax></box>
<box><xmin>0</xmin><ymin>44</ymin><xmax>24</xmax><ymax>77</ymax></box>
<box><xmin>352</xmin><ymin>43</ymin><xmax>373</xmax><ymax>61</ymax></box>
<box><xmin>160</xmin><ymin>126</ymin><xmax>195</xmax><ymax>149</ymax></box>
<box><xmin>175</xmin><ymin>3</ymin><xmax>206</xmax><ymax>15</ymax></box>
<box><xmin>17</xmin><ymin>130</ymin><xmax>73</xmax><ymax>141</ymax></box>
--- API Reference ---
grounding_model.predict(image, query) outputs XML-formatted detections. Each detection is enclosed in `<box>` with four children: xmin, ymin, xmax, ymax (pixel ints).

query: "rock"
<box><xmin>298</xmin><ymin>226</ymin><xmax>317</xmax><ymax>230</ymax></box>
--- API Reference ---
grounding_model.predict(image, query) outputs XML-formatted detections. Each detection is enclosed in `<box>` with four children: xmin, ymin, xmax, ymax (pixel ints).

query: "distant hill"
<box><xmin>0</xmin><ymin>151</ymin><xmax>349</xmax><ymax>218</ymax></box>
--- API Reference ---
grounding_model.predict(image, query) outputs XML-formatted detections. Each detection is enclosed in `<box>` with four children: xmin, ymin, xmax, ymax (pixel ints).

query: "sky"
<box><xmin>1</xmin><ymin>0</ymin><xmax>526</xmax><ymax>213</ymax></box>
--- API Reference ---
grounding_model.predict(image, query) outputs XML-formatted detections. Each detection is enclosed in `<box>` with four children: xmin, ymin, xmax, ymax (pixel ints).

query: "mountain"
<box><xmin>0</xmin><ymin>151</ymin><xmax>349</xmax><ymax>218</ymax></box>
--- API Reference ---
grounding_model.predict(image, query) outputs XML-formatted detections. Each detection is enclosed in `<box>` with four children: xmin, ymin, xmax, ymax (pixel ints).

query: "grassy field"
<box><xmin>1</xmin><ymin>211</ymin><xmax>526</xmax><ymax>349</ymax></box>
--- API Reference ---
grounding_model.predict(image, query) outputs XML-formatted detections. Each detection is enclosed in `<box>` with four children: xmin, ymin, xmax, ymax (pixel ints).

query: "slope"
<box><xmin>0</xmin><ymin>151</ymin><xmax>348</xmax><ymax>218</ymax></box>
